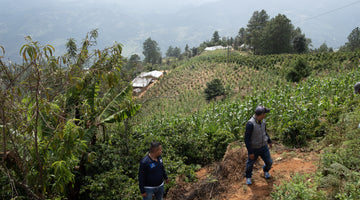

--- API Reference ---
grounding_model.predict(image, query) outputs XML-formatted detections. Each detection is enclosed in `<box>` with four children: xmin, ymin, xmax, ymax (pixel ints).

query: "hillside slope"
<box><xmin>166</xmin><ymin>142</ymin><xmax>319</xmax><ymax>200</ymax></box>
<box><xmin>133</xmin><ymin>50</ymin><xmax>360</xmax><ymax>199</ymax></box>
<box><xmin>135</xmin><ymin>50</ymin><xmax>283</xmax><ymax>121</ymax></box>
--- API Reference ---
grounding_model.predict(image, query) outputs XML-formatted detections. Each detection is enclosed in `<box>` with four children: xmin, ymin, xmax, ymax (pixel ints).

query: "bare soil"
<box><xmin>166</xmin><ymin>142</ymin><xmax>319</xmax><ymax>200</ymax></box>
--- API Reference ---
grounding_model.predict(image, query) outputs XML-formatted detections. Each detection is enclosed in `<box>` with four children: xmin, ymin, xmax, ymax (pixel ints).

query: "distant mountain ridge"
<box><xmin>1</xmin><ymin>0</ymin><xmax>359</xmax><ymax>63</ymax></box>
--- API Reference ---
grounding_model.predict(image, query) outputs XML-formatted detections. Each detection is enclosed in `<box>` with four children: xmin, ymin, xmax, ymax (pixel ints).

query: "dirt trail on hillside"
<box><xmin>166</xmin><ymin>142</ymin><xmax>319</xmax><ymax>200</ymax></box>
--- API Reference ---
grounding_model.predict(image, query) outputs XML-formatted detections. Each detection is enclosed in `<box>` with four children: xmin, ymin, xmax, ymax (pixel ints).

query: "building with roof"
<box><xmin>132</xmin><ymin>70</ymin><xmax>164</xmax><ymax>95</ymax></box>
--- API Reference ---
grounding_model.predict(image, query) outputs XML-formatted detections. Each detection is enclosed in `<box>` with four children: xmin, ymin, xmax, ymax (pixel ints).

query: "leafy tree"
<box><xmin>173</xmin><ymin>47</ymin><xmax>181</xmax><ymax>58</ymax></box>
<box><xmin>0</xmin><ymin>30</ymin><xmax>140</xmax><ymax>199</ymax></box>
<box><xmin>318</xmin><ymin>42</ymin><xmax>330</xmax><ymax>53</ymax></box>
<box><xmin>129</xmin><ymin>54</ymin><xmax>141</xmax><ymax>64</ymax></box>
<box><xmin>286</xmin><ymin>58</ymin><xmax>311</xmax><ymax>82</ymax></box>
<box><xmin>212</xmin><ymin>31</ymin><xmax>220</xmax><ymax>45</ymax></box>
<box><xmin>185</xmin><ymin>44</ymin><xmax>189</xmax><ymax>52</ymax></box>
<box><xmin>124</xmin><ymin>54</ymin><xmax>142</xmax><ymax>77</ymax></box>
<box><xmin>191</xmin><ymin>47</ymin><xmax>198</xmax><ymax>57</ymax></box>
<box><xmin>184</xmin><ymin>44</ymin><xmax>191</xmax><ymax>58</ymax></box>
<box><xmin>346</xmin><ymin>27</ymin><xmax>360</xmax><ymax>51</ymax></box>
<box><xmin>66</xmin><ymin>38</ymin><xmax>77</xmax><ymax>61</ymax></box>
<box><xmin>245</xmin><ymin>10</ymin><xmax>269</xmax><ymax>54</ymax></box>
<box><xmin>204</xmin><ymin>78</ymin><xmax>225</xmax><ymax>101</ymax></box>
<box><xmin>143</xmin><ymin>37</ymin><xmax>161</xmax><ymax>65</ymax></box>
<box><xmin>261</xmin><ymin>14</ymin><xmax>293</xmax><ymax>54</ymax></box>
<box><xmin>234</xmin><ymin>28</ymin><xmax>246</xmax><ymax>50</ymax></box>
<box><xmin>292</xmin><ymin>35</ymin><xmax>307</xmax><ymax>53</ymax></box>
<box><xmin>166</xmin><ymin>46</ymin><xmax>174</xmax><ymax>57</ymax></box>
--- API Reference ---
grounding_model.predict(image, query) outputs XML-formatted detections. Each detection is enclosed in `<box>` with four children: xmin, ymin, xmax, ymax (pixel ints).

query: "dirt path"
<box><xmin>166</xmin><ymin>143</ymin><xmax>320</xmax><ymax>200</ymax></box>
<box><xmin>224</xmin><ymin>151</ymin><xmax>319</xmax><ymax>200</ymax></box>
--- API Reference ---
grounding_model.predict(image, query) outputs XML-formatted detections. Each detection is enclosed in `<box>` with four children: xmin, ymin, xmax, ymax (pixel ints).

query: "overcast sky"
<box><xmin>1</xmin><ymin>0</ymin><xmax>360</xmax><ymax>61</ymax></box>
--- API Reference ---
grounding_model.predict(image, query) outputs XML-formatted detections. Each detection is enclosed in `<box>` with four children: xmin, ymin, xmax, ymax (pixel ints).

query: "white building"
<box><xmin>132</xmin><ymin>70</ymin><xmax>163</xmax><ymax>95</ymax></box>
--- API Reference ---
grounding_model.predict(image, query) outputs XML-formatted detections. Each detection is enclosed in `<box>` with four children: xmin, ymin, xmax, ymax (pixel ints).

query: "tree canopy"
<box><xmin>261</xmin><ymin>14</ymin><xmax>293</xmax><ymax>54</ymax></box>
<box><xmin>143</xmin><ymin>37</ymin><xmax>162</xmax><ymax>65</ymax></box>
<box><xmin>346</xmin><ymin>27</ymin><xmax>360</xmax><ymax>51</ymax></box>
<box><xmin>245</xmin><ymin>10</ymin><xmax>269</xmax><ymax>54</ymax></box>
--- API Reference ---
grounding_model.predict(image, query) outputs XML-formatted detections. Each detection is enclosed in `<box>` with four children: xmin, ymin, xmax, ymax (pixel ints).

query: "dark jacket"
<box><xmin>138</xmin><ymin>154</ymin><xmax>168</xmax><ymax>194</ymax></box>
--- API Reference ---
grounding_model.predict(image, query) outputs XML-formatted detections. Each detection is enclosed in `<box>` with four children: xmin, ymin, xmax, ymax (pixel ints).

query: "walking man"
<box><xmin>244</xmin><ymin>105</ymin><xmax>273</xmax><ymax>185</ymax></box>
<box><xmin>139</xmin><ymin>141</ymin><xmax>169</xmax><ymax>200</ymax></box>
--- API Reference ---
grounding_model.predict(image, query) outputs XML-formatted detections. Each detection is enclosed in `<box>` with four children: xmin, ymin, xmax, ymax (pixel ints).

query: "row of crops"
<box><xmin>128</xmin><ymin>50</ymin><xmax>360</xmax><ymax>199</ymax></box>
<box><xmin>135</xmin><ymin>66</ymin><xmax>360</xmax><ymax>164</ymax></box>
<box><xmin>136</xmin><ymin>51</ymin><xmax>360</xmax><ymax>123</ymax></box>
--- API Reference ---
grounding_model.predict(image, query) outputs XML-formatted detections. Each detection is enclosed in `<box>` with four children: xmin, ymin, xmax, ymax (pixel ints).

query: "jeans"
<box><xmin>143</xmin><ymin>185</ymin><xmax>165</xmax><ymax>200</ymax></box>
<box><xmin>245</xmin><ymin>145</ymin><xmax>273</xmax><ymax>178</ymax></box>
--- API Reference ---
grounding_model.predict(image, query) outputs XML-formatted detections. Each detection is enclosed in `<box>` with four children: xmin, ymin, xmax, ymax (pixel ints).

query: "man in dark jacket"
<box><xmin>244</xmin><ymin>105</ymin><xmax>273</xmax><ymax>185</ymax></box>
<box><xmin>139</xmin><ymin>141</ymin><xmax>169</xmax><ymax>200</ymax></box>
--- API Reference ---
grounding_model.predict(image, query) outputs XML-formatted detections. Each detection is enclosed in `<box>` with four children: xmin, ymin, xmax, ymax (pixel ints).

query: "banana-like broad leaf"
<box><xmin>100</xmin><ymin>103</ymin><xmax>141</xmax><ymax>124</ymax></box>
<box><xmin>98</xmin><ymin>86</ymin><xmax>132</xmax><ymax>121</ymax></box>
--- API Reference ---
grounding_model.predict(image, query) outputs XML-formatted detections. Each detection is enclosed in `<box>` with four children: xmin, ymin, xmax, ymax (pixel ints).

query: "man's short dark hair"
<box><xmin>150</xmin><ymin>141</ymin><xmax>161</xmax><ymax>153</ymax></box>
<box><xmin>255</xmin><ymin>105</ymin><xmax>270</xmax><ymax>116</ymax></box>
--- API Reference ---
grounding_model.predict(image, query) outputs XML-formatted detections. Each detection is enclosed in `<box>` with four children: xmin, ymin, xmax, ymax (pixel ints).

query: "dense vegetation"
<box><xmin>1</xmin><ymin>9</ymin><xmax>360</xmax><ymax>199</ymax></box>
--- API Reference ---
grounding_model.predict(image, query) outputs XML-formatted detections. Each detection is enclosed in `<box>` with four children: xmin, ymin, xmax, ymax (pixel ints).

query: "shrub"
<box><xmin>326</xmin><ymin>107</ymin><xmax>342</xmax><ymax>124</ymax></box>
<box><xmin>210</xmin><ymin>130</ymin><xmax>236</xmax><ymax>160</ymax></box>
<box><xmin>286</xmin><ymin>58</ymin><xmax>311</xmax><ymax>82</ymax></box>
<box><xmin>271</xmin><ymin>173</ymin><xmax>326</xmax><ymax>200</ymax></box>
<box><xmin>280</xmin><ymin>121</ymin><xmax>308</xmax><ymax>147</ymax></box>
<box><xmin>204</xmin><ymin>78</ymin><xmax>225</xmax><ymax>101</ymax></box>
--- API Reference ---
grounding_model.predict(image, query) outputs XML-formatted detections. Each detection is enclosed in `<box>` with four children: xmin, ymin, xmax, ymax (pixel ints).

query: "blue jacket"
<box><xmin>138</xmin><ymin>154</ymin><xmax>168</xmax><ymax>194</ymax></box>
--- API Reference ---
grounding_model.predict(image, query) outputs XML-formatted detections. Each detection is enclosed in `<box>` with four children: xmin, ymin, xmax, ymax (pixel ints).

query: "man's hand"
<box><xmin>269</xmin><ymin>143</ymin><xmax>273</xmax><ymax>149</ymax></box>
<box><xmin>141</xmin><ymin>193</ymin><xmax>147</xmax><ymax>198</ymax></box>
<box><xmin>165</xmin><ymin>179</ymin><xmax>170</xmax><ymax>184</ymax></box>
<box><xmin>249</xmin><ymin>154</ymin><xmax>255</xmax><ymax>160</ymax></box>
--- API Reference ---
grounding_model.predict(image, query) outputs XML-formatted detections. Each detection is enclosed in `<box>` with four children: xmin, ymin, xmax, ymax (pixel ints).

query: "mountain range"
<box><xmin>1</xmin><ymin>0</ymin><xmax>359</xmax><ymax>63</ymax></box>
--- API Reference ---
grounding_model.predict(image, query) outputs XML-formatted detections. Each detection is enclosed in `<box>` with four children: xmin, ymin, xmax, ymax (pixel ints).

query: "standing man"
<box><xmin>139</xmin><ymin>141</ymin><xmax>169</xmax><ymax>200</ymax></box>
<box><xmin>244</xmin><ymin>105</ymin><xmax>273</xmax><ymax>185</ymax></box>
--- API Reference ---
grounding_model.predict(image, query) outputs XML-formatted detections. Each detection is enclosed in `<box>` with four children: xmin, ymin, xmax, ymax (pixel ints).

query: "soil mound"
<box><xmin>166</xmin><ymin>142</ymin><xmax>249</xmax><ymax>200</ymax></box>
<box><xmin>166</xmin><ymin>142</ymin><xmax>319</xmax><ymax>200</ymax></box>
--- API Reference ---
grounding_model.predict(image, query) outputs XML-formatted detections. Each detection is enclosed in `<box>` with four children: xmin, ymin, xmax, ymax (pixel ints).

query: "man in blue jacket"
<box><xmin>139</xmin><ymin>141</ymin><xmax>169</xmax><ymax>200</ymax></box>
<box><xmin>244</xmin><ymin>105</ymin><xmax>273</xmax><ymax>185</ymax></box>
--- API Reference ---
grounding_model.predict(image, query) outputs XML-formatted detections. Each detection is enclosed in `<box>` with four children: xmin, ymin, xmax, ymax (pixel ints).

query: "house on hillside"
<box><xmin>132</xmin><ymin>70</ymin><xmax>164</xmax><ymax>95</ymax></box>
<box><xmin>204</xmin><ymin>45</ymin><xmax>233</xmax><ymax>51</ymax></box>
<box><xmin>204</xmin><ymin>46</ymin><xmax>226</xmax><ymax>51</ymax></box>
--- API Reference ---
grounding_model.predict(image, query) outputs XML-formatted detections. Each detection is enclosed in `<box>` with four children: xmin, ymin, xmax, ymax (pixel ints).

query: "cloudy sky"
<box><xmin>1</xmin><ymin>0</ymin><xmax>360</xmax><ymax>62</ymax></box>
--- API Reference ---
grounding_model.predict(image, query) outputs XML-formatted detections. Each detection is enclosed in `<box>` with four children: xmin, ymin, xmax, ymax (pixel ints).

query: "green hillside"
<box><xmin>1</xmin><ymin>36</ymin><xmax>360</xmax><ymax>199</ymax></box>
<box><xmin>132</xmin><ymin>50</ymin><xmax>360</xmax><ymax>199</ymax></box>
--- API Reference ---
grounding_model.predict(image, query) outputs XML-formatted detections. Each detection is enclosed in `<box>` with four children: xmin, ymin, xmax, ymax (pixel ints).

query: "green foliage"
<box><xmin>293</xmin><ymin>34</ymin><xmax>307</xmax><ymax>53</ymax></box>
<box><xmin>246</xmin><ymin>9</ymin><xmax>269</xmax><ymax>54</ymax></box>
<box><xmin>212</xmin><ymin>31</ymin><xmax>220</xmax><ymax>44</ymax></box>
<box><xmin>210</xmin><ymin>130</ymin><xmax>235</xmax><ymax>160</ymax></box>
<box><xmin>286</xmin><ymin>58</ymin><xmax>311</xmax><ymax>82</ymax></box>
<box><xmin>261</xmin><ymin>14</ymin><xmax>293</xmax><ymax>54</ymax></box>
<box><xmin>335</xmin><ymin>180</ymin><xmax>360</xmax><ymax>200</ymax></box>
<box><xmin>271</xmin><ymin>173</ymin><xmax>326</xmax><ymax>200</ymax></box>
<box><xmin>319</xmin><ymin>105</ymin><xmax>360</xmax><ymax>199</ymax></box>
<box><xmin>143</xmin><ymin>37</ymin><xmax>162</xmax><ymax>65</ymax></box>
<box><xmin>280</xmin><ymin>121</ymin><xmax>308</xmax><ymax>147</ymax></box>
<box><xmin>204</xmin><ymin>78</ymin><xmax>225</xmax><ymax>101</ymax></box>
<box><xmin>346</xmin><ymin>27</ymin><xmax>360</xmax><ymax>51</ymax></box>
<box><xmin>0</xmin><ymin>30</ymin><xmax>139</xmax><ymax>199</ymax></box>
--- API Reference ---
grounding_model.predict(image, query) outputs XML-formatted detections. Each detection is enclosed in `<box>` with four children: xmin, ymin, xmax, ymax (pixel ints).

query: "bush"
<box><xmin>204</xmin><ymin>78</ymin><xmax>225</xmax><ymax>101</ymax></box>
<box><xmin>326</xmin><ymin>107</ymin><xmax>342</xmax><ymax>124</ymax></box>
<box><xmin>286</xmin><ymin>58</ymin><xmax>311</xmax><ymax>82</ymax></box>
<box><xmin>271</xmin><ymin>173</ymin><xmax>326</xmax><ymax>200</ymax></box>
<box><xmin>280</xmin><ymin>121</ymin><xmax>308</xmax><ymax>147</ymax></box>
<box><xmin>210</xmin><ymin>130</ymin><xmax>236</xmax><ymax>160</ymax></box>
